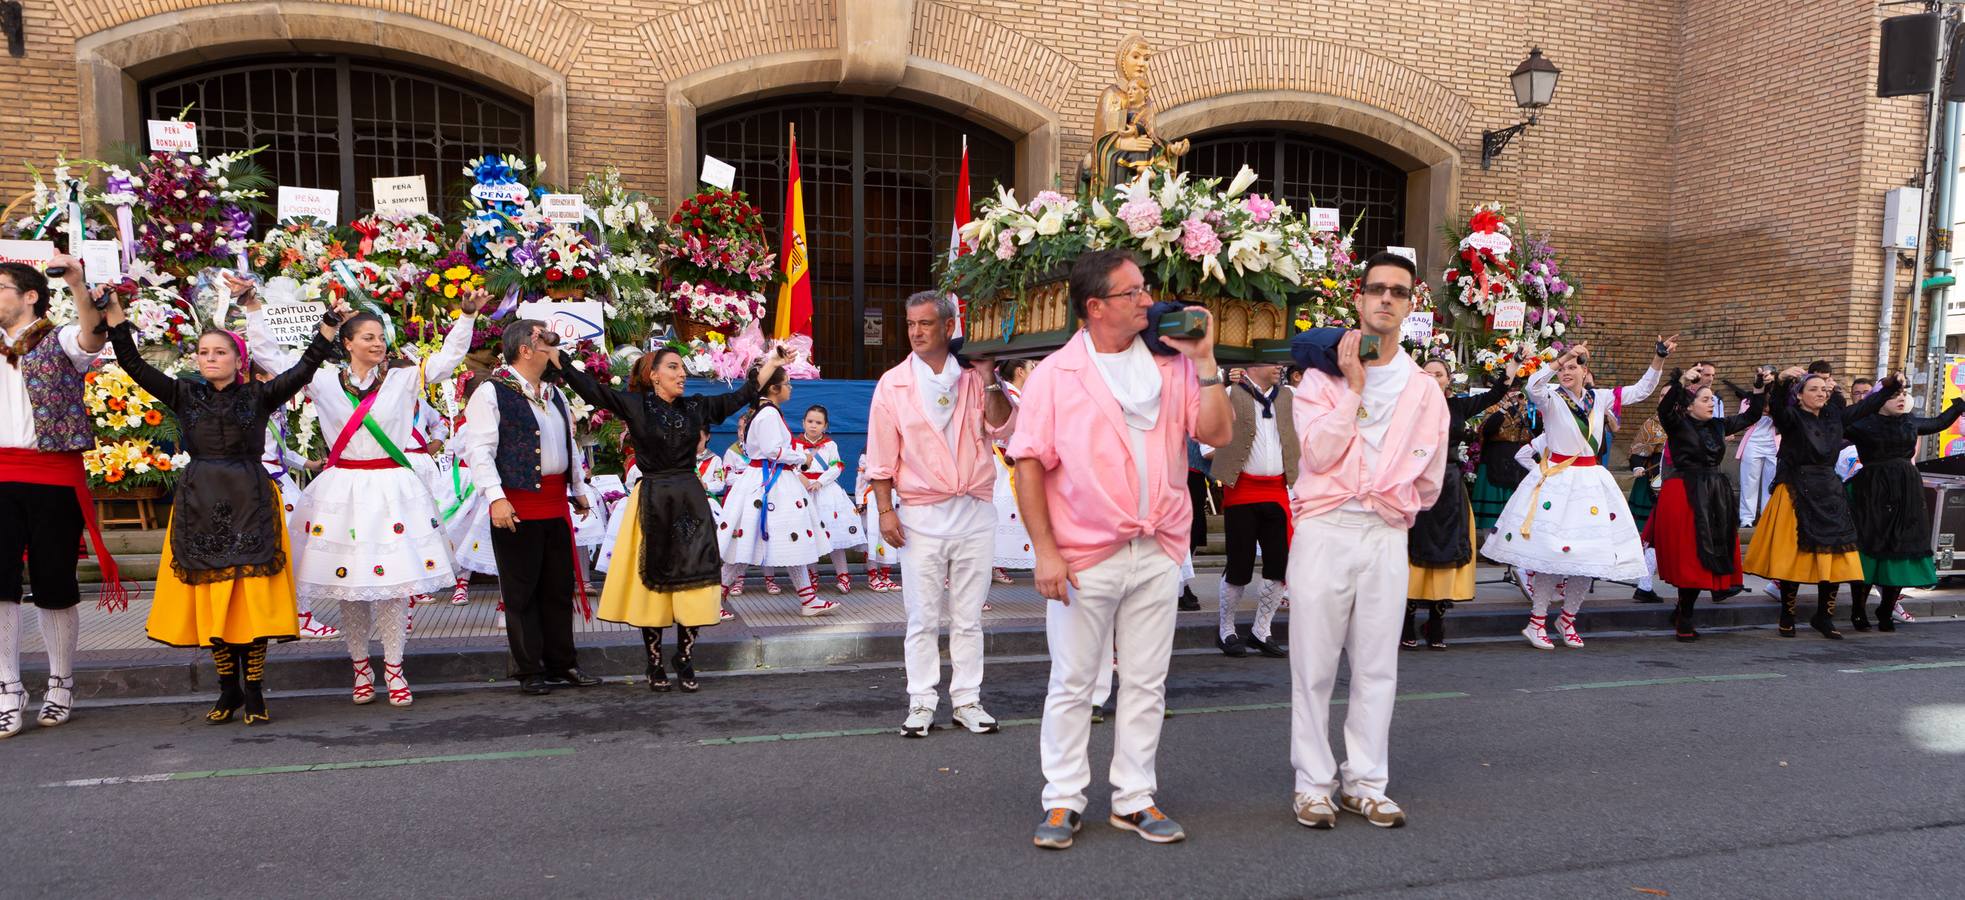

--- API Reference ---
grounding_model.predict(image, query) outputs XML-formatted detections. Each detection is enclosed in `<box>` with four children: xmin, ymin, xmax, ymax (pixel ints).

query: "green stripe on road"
<box><xmin>1526</xmin><ymin>673</ymin><xmax>1785</xmax><ymax>693</ymax></box>
<box><xmin>46</xmin><ymin>748</ymin><xmax>574</xmax><ymax>788</ymax></box>
<box><xmin>1838</xmin><ymin>660</ymin><xmax>1965</xmax><ymax>674</ymax></box>
<box><xmin>696</xmin><ymin>692</ymin><xmax>1471</xmax><ymax>746</ymax></box>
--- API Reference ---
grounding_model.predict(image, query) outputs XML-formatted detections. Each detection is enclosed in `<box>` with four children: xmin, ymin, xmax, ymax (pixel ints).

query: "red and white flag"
<box><xmin>947</xmin><ymin>135</ymin><xmax>971</xmax><ymax>340</ymax></box>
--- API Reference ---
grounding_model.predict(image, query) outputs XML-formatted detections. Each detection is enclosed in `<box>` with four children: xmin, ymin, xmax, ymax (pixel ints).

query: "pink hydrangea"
<box><xmin>1243</xmin><ymin>195</ymin><xmax>1276</xmax><ymax>223</ymax></box>
<box><xmin>1180</xmin><ymin>217</ymin><xmax>1222</xmax><ymax>260</ymax></box>
<box><xmin>994</xmin><ymin>231</ymin><xmax>1017</xmax><ymax>260</ymax></box>
<box><xmin>1117</xmin><ymin>197</ymin><xmax>1162</xmax><ymax>238</ymax></box>
<box><xmin>1026</xmin><ymin>190</ymin><xmax>1067</xmax><ymax>212</ymax></box>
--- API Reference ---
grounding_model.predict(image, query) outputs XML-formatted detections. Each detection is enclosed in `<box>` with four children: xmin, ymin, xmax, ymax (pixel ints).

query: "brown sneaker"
<box><xmin>1293</xmin><ymin>792</ymin><xmax>1337</xmax><ymax>829</ymax></box>
<box><xmin>1339</xmin><ymin>792</ymin><xmax>1407</xmax><ymax>828</ymax></box>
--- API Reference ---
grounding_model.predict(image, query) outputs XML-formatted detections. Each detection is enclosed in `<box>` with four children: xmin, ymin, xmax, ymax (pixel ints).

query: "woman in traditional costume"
<box><xmin>1648</xmin><ymin>369</ymin><xmax>1766</xmax><ymax>641</ymax></box>
<box><xmin>243</xmin><ymin>283</ymin><xmax>482</xmax><ymax>705</ymax></box>
<box><xmin>106</xmin><ymin>293</ymin><xmax>340</xmax><ymax>724</ymax></box>
<box><xmin>1742</xmin><ymin>368</ymin><xmax>1889</xmax><ymax>638</ymax></box>
<box><xmin>558</xmin><ymin>345</ymin><xmax>788</xmax><ymax>692</ymax></box>
<box><xmin>1404</xmin><ymin>359</ymin><xmax>1512</xmax><ymax>650</ymax></box>
<box><xmin>1482</xmin><ymin>337</ymin><xmax>1672</xmax><ymax>649</ymax></box>
<box><xmin>1844</xmin><ymin>378</ymin><xmax>1963</xmax><ymax>632</ymax></box>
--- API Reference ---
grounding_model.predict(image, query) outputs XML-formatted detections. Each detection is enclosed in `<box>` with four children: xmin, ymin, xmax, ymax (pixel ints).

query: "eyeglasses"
<box><xmin>1097</xmin><ymin>286</ymin><xmax>1152</xmax><ymax>302</ymax></box>
<box><xmin>0</xmin><ymin>284</ymin><xmax>18</xmax><ymax>296</ymax></box>
<box><xmin>1359</xmin><ymin>284</ymin><xmax>1414</xmax><ymax>301</ymax></box>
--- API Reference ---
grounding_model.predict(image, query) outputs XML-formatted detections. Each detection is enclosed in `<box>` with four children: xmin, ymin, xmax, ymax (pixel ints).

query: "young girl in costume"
<box><xmin>718</xmin><ymin>365</ymin><xmax>838</xmax><ymax>616</ymax></box>
<box><xmin>794</xmin><ymin>405</ymin><xmax>863</xmax><ymax>593</ymax></box>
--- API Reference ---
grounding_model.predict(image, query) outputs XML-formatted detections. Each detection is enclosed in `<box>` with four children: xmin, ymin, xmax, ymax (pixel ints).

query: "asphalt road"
<box><xmin>4</xmin><ymin>624</ymin><xmax>1963</xmax><ymax>899</ymax></box>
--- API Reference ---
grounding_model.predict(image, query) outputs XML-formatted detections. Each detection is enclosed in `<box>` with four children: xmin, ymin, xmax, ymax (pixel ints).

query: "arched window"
<box><xmin>701</xmin><ymin>97</ymin><xmax>1016</xmax><ymax>378</ymax></box>
<box><xmin>145</xmin><ymin>55</ymin><xmax>533</xmax><ymax>220</ymax></box>
<box><xmin>1185</xmin><ymin>129</ymin><xmax>1408</xmax><ymax>255</ymax></box>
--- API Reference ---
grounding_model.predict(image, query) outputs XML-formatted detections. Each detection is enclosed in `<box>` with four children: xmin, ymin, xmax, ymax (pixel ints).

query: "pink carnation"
<box><xmin>1179</xmin><ymin>217</ymin><xmax>1222</xmax><ymax>260</ymax></box>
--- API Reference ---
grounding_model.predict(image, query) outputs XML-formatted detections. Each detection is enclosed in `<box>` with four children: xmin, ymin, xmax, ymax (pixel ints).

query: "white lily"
<box><xmin>1090</xmin><ymin>197</ymin><xmax>1113</xmax><ymax>227</ymax></box>
<box><xmin>1200</xmin><ymin>252</ymin><xmax>1226</xmax><ymax>284</ymax></box>
<box><xmin>1225</xmin><ymin>165</ymin><xmax>1258</xmax><ymax>198</ymax></box>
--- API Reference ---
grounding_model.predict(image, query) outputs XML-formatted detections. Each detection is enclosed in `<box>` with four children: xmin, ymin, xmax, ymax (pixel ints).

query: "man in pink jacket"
<box><xmin>866</xmin><ymin>291</ymin><xmax>1015</xmax><ymax>738</ymax></box>
<box><xmin>1287</xmin><ymin>251</ymin><xmax>1450</xmax><ymax>831</ymax></box>
<box><xmin>1011</xmin><ymin>249</ymin><xmax>1232</xmax><ymax>849</ymax></box>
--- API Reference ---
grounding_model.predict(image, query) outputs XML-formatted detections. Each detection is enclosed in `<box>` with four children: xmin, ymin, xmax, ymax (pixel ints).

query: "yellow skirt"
<box><xmin>1408</xmin><ymin>503</ymin><xmax>1477</xmax><ymax>602</ymax></box>
<box><xmin>597</xmin><ymin>484</ymin><xmax>723</xmax><ymax>628</ymax></box>
<box><xmin>147</xmin><ymin>487</ymin><xmax>299</xmax><ymax>648</ymax></box>
<box><xmin>1743</xmin><ymin>484</ymin><xmax>1864</xmax><ymax>584</ymax></box>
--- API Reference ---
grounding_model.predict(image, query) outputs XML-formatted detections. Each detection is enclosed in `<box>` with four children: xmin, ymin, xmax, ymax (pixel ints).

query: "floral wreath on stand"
<box><xmin>1442</xmin><ymin>203</ymin><xmax>1580</xmax><ymax>377</ymax></box>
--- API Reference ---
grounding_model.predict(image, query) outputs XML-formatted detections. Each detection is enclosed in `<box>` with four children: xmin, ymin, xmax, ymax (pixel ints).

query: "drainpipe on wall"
<box><xmin>1925</xmin><ymin>97</ymin><xmax>1962</xmax><ymax>429</ymax></box>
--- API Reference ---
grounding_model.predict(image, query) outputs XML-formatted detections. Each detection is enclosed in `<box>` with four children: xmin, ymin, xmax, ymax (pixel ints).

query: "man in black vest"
<box><xmin>460</xmin><ymin>319</ymin><xmax>600</xmax><ymax>695</ymax></box>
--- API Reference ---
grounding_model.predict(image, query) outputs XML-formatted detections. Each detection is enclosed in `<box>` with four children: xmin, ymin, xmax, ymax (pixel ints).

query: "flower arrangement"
<box><xmin>349</xmin><ymin>211</ymin><xmax>446</xmax><ymax>267</ymax></box>
<box><xmin>1084</xmin><ymin>167</ymin><xmax>1305</xmax><ymax>301</ymax></box>
<box><xmin>252</xmin><ymin>220</ymin><xmax>347</xmax><ymax>282</ymax></box>
<box><xmin>126</xmin><ymin>148</ymin><xmax>271</xmax><ymax>278</ymax></box>
<box><xmin>943</xmin><ymin>184</ymin><xmax>1091</xmax><ymax>303</ymax></box>
<box><xmin>417</xmin><ymin>250</ymin><xmax>487</xmax><ymax>305</ymax></box>
<box><xmin>1442</xmin><ymin>203</ymin><xmax>1582</xmax><ymax>374</ymax></box>
<box><xmin>1402</xmin><ymin>279</ymin><xmax>1455</xmax><ymax>365</ymax></box>
<box><xmin>663</xmin><ymin>188</ymin><xmax>774</xmax><ymax>337</ymax></box>
<box><xmin>482</xmin><ymin>221</ymin><xmax>619</xmax><ymax>300</ymax></box>
<box><xmin>81</xmin><ymin>366</ymin><xmax>184</xmax><ymax>491</ymax></box>
<box><xmin>671</xmin><ymin>280</ymin><xmax>765</xmax><ymax>331</ymax></box>
<box><xmin>582</xmin><ymin>169</ymin><xmax>670</xmax><ymax>344</ymax></box>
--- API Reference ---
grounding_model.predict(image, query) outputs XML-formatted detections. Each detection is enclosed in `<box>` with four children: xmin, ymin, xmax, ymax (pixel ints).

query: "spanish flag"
<box><xmin>772</xmin><ymin>123</ymin><xmax>813</xmax><ymax>339</ymax></box>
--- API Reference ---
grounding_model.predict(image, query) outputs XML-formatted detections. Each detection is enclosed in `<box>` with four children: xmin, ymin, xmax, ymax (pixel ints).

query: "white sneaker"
<box><xmin>0</xmin><ymin>683</ymin><xmax>26</xmax><ymax>739</ymax></box>
<box><xmin>1338</xmin><ymin>792</ymin><xmax>1408</xmax><ymax>828</ymax></box>
<box><xmin>37</xmin><ymin>675</ymin><xmax>74</xmax><ymax>728</ymax></box>
<box><xmin>901</xmin><ymin>705</ymin><xmax>934</xmax><ymax>737</ymax></box>
<box><xmin>1761</xmin><ymin>581</ymin><xmax>1781</xmax><ymax>600</ymax></box>
<box><xmin>951</xmin><ymin>703</ymin><xmax>999</xmax><ymax>734</ymax></box>
<box><xmin>1895</xmin><ymin>605</ymin><xmax>1917</xmax><ymax>623</ymax></box>
<box><xmin>1293</xmin><ymin>792</ymin><xmax>1337</xmax><ymax>829</ymax></box>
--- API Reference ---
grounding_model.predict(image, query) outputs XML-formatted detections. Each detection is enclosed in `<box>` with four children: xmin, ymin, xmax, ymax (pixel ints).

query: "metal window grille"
<box><xmin>1185</xmin><ymin>129</ymin><xmax>1408</xmax><ymax>255</ymax></box>
<box><xmin>145</xmin><ymin>55</ymin><xmax>532</xmax><ymax>221</ymax></box>
<box><xmin>701</xmin><ymin>97</ymin><xmax>1015</xmax><ymax>379</ymax></box>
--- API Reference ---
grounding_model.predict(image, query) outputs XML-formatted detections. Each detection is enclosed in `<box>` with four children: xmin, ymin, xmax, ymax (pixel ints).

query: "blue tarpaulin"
<box><xmin>692</xmin><ymin>377</ymin><xmax>879</xmax><ymax>476</ymax></box>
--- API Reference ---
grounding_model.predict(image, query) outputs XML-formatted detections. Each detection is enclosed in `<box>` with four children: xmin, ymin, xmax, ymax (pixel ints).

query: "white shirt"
<box><xmin>1</xmin><ymin>322</ymin><xmax>95</xmax><ymax>449</ymax></box>
<box><xmin>1340</xmin><ymin>359</ymin><xmax>1411</xmax><ymax>512</ymax></box>
<box><xmin>459</xmin><ymin>371</ymin><xmax>590</xmax><ymax>505</ymax></box>
<box><xmin>1240</xmin><ymin>384</ymin><xmax>1286</xmax><ymax>478</ymax></box>
<box><xmin>245</xmin><ymin>308</ymin><xmax>475</xmax><ymax>465</ymax></box>
<box><xmin>1090</xmin><ymin>335</ymin><xmax>1161</xmax><ymax>519</ymax></box>
<box><xmin>262</xmin><ymin>423</ymin><xmax>307</xmax><ymax>478</ymax></box>
<box><xmin>911</xmin><ymin>352</ymin><xmax>962</xmax><ymax>441</ymax></box>
<box><xmin>894</xmin><ymin>354</ymin><xmax>994</xmax><ymax>539</ymax></box>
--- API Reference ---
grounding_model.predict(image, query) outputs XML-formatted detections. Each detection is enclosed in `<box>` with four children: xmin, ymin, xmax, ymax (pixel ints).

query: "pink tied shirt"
<box><xmin>1006</xmin><ymin>332</ymin><xmax>1202</xmax><ymax>570</ymax></box>
<box><xmin>863</xmin><ymin>358</ymin><xmax>1009</xmax><ymax>505</ymax></box>
<box><xmin>1289</xmin><ymin>354</ymin><xmax>1452</xmax><ymax>528</ymax></box>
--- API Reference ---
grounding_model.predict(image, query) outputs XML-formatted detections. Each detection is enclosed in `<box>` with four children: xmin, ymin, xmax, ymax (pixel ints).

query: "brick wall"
<box><xmin>0</xmin><ymin>0</ymin><xmax>1927</xmax><ymax>387</ymax></box>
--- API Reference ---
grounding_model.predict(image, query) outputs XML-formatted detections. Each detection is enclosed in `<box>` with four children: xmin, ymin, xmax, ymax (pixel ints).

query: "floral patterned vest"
<box><xmin>16</xmin><ymin>325</ymin><xmax>93</xmax><ymax>452</ymax></box>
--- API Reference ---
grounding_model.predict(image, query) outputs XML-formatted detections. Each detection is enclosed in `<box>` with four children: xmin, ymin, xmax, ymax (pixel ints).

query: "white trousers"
<box><xmin>1739</xmin><ymin>454</ymin><xmax>1776</xmax><ymax>526</ymax></box>
<box><xmin>899</xmin><ymin>527</ymin><xmax>993</xmax><ymax>710</ymax></box>
<box><xmin>1039</xmin><ymin>537</ymin><xmax>1179</xmax><ymax>816</ymax></box>
<box><xmin>1288</xmin><ymin>509</ymin><xmax>1407</xmax><ymax>800</ymax></box>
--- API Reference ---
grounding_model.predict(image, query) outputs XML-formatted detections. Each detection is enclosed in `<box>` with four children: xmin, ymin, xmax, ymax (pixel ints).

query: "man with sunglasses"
<box><xmin>1285</xmin><ymin>251</ymin><xmax>1450</xmax><ymax>831</ymax></box>
<box><xmin>460</xmin><ymin>319</ymin><xmax>600</xmax><ymax>695</ymax></box>
<box><xmin>1013</xmin><ymin>249</ymin><xmax>1232</xmax><ymax>848</ymax></box>
<box><xmin>0</xmin><ymin>255</ymin><xmax>114</xmax><ymax>738</ymax></box>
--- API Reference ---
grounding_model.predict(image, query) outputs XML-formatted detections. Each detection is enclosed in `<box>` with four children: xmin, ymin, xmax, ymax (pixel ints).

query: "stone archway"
<box><xmin>72</xmin><ymin>1</ymin><xmax>575</xmax><ymax>178</ymax></box>
<box><xmin>1150</xmin><ymin>38</ymin><xmax>1474</xmax><ymax>280</ymax></box>
<box><xmin>642</xmin><ymin>0</ymin><xmax>1069</xmax><ymax>204</ymax></box>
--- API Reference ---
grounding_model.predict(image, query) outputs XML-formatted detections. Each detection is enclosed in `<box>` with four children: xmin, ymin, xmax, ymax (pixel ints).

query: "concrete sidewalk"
<box><xmin>18</xmin><ymin>564</ymin><xmax>1965</xmax><ymax>701</ymax></box>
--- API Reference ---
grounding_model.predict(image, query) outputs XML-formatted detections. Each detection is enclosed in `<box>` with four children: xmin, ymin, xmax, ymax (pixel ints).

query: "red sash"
<box><xmin>0</xmin><ymin>449</ymin><xmax>127</xmax><ymax>611</ymax></box>
<box><xmin>333</xmin><ymin>458</ymin><xmax>403</xmax><ymax>470</ymax></box>
<box><xmin>1222</xmin><ymin>473</ymin><xmax>1294</xmax><ymax>542</ymax></box>
<box><xmin>502</xmin><ymin>473</ymin><xmax>590</xmax><ymax>620</ymax></box>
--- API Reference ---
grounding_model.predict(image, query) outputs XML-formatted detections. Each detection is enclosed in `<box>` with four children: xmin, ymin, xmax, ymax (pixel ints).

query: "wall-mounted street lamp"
<box><xmin>1481</xmin><ymin>48</ymin><xmax>1562</xmax><ymax>169</ymax></box>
